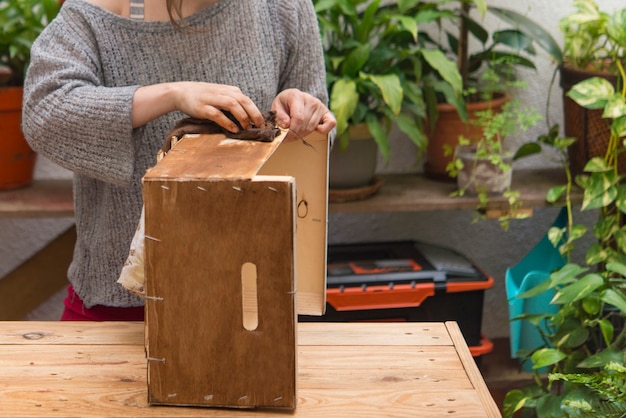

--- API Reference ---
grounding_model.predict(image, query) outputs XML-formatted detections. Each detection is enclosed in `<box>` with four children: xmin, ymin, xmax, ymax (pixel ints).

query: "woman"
<box><xmin>22</xmin><ymin>0</ymin><xmax>335</xmax><ymax>320</ymax></box>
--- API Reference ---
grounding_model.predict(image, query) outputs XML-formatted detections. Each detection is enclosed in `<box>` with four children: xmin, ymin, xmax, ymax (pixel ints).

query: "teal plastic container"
<box><xmin>505</xmin><ymin>208</ymin><xmax>567</xmax><ymax>372</ymax></box>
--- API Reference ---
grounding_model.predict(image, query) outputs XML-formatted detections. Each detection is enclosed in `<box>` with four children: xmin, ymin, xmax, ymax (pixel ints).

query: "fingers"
<box><xmin>174</xmin><ymin>82</ymin><xmax>265</xmax><ymax>133</ymax></box>
<box><xmin>272</xmin><ymin>89</ymin><xmax>337</xmax><ymax>139</ymax></box>
<box><xmin>174</xmin><ymin>84</ymin><xmax>336</xmax><ymax>140</ymax></box>
<box><xmin>317</xmin><ymin>110</ymin><xmax>337</xmax><ymax>135</ymax></box>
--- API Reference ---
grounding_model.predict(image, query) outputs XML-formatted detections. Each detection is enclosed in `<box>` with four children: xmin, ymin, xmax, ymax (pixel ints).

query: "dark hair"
<box><xmin>166</xmin><ymin>0</ymin><xmax>188</xmax><ymax>30</ymax></box>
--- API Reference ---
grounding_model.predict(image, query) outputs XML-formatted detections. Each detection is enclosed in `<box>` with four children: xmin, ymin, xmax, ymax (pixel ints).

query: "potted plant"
<box><xmin>502</xmin><ymin>56</ymin><xmax>626</xmax><ymax>417</ymax></box>
<box><xmin>444</xmin><ymin>68</ymin><xmax>543</xmax><ymax>228</ymax></box>
<box><xmin>558</xmin><ymin>0</ymin><xmax>626</xmax><ymax>177</ymax></box>
<box><xmin>421</xmin><ymin>0</ymin><xmax>563</xmax><ymax>180</ymax></box>
<box><xmin>0</xmin><ymin>0</ymin><xmax>61</xmax><ymax>190</ymax></box>
<box><xmin>313</xmin><ymin>0</ymin><xmax>463</xmax><ymax>193</ymax></box>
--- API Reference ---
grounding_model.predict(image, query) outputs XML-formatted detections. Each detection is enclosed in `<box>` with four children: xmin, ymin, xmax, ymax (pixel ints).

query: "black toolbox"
<box><xmin>299</xmin><ymin>241</ymin><xmax>494</xmax><ymax>355</ymax></box>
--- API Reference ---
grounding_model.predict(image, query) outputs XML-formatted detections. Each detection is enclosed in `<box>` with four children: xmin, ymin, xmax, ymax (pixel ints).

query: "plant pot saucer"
<box><xmin>329</xmin><ymin>176</ymin><xmax>383</xmax><ymax>203</ymax></box>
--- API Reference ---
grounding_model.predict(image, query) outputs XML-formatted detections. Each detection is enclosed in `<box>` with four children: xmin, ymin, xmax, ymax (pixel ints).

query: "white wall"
<box><xmin>1</xmin><ymin>0</ymin><xmax>621</xmax><ymax>338</ymax></box>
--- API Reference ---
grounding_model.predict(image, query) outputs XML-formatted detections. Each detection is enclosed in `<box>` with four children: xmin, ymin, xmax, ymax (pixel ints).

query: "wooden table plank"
<box><xmin>297</xmin><ymin>321</ymin><xmax>452</xmax><ymax>345</ymax></box>
<box><xmin>446</xmin><ymin>321</ymin><xmax>501</xmax><ymax>417</ymax></box>
<box><xmin>0</xmin><ymin>321</ymin><xmax>143</xmax><ymax>345</ymax></box>
<box><xmin>0</xmin><ymin>322</ymin><xmax>451</xmax><ymax>347</ymax></box>
<box><xmin>0</xmin><ymin>345</ymin><xmax>471</xmax><ymax>391</ymax></box>
<box><xmin>0</xmin><ymin>321</ymin><xmax>500</xmax><ymax>417</ymax></box>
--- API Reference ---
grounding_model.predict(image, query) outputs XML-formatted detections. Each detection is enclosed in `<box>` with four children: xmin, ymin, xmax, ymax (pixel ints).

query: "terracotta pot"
<box><xmin>424</xmin><ymin>93</ymin><xmax>509</xmax><ymax>181</ymax></box>
<box><xmin>0</xmin><ymin>87</ymin><xmax>37</xmax><ymax>190</ymax></box>
<box><xmin>559</xmin><ymin>64</ymin><xmax>624</xmax><ymax>176</ymax></box>
<box><xmin>329</xmin><ymin>124</ymin><xmax>378</xmax><ymax>189</ymax></box>
<box><xmin>455</xmin><ymin>145</ymin><xmax>512</xmax><ymax>196</ymax></box>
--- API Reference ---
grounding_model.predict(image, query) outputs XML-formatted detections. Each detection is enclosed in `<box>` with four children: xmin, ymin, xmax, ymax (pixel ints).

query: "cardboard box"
<box><xmin>142</xmin><ymin>130</ymin><xmax>328</xmax><ymax>409</ymax></box>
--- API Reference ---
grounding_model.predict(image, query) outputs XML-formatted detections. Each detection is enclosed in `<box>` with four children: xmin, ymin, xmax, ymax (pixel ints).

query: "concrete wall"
<box><xmin>1</xmin><ymin>0</ymin><xmax>621</xmax><ymax>338</ymax></box>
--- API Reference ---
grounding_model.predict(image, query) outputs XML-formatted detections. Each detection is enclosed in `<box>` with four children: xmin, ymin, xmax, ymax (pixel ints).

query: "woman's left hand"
<box><xmin>272</xmin><ymin>89</ymin><xmax>336</xmax><ymax>142</ymax></box>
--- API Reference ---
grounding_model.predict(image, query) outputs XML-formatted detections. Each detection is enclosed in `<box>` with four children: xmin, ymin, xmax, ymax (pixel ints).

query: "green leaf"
<box><xmin>581</xmin><ymin>171</ymin><xmax>618</xmax><ymax>211</ymax></box>
<box><xmin>394</xmin><ymin>15</ymin><xmax>418</xmax><ymax>41</ymax></box>
<box><xmin>532</xmin><ymin>348</ymin><xmax>566</xmax><ymax>369</ymax></box>
<box><xmin>606</xmin><ymin>261</ymin><xmax>626</xmax><ymax>278</ymax></box>
<box><xmin>397</xmin><ymin>0</ymin><xmax>420</xmax><ymax>14</ymax></box>
<box><xmin>601</xmin><ymin>288</ymin><xmax>626</xmax><ymax>314</ymax></box>
<box><xmin>570</xmin><ymin>224</ymin><xmax>587</xmax><ymax>241</ymax></box>
<box><xmin>362</xmin><ymin>73</ymin><xmax>403</xmax><ymax>115</ymax></box>
<box><xmin>548</xmin><ymin>225</ymin><xmax>567</xmax><ymax>247</ymax></box>
<box><xmin>586</xmin><ymin>242</ymin><xmax>609</xmax><ymax>265</ymax></box>
<box><xmin>341</xmin><ymin>43</ymin><xmax>371</xmax><ymax>78</ymax></box>
<box><xmin>615</xmin><ymin>228</ymin><xmax>626</xmax><ymax>253</ymax></box>
<box><xmin>581</xmin><ymin>294</ymin><xmax>600</xmax><ymax>315</ymax></box>
<box><xmin>492</xmin><ymin>29</ymin><xmax>534</xmax><ymax>52</ymax></box>
<box><xmin>395</xmin><ymin>112</ymin><xmax>427</xmax><ymax>150</ymax></box>
<box><xmin>421</xmin><ymin>49</ymin><xmax>463</xmax><ymax>97</ymax></box>
<box><xmin>471</xmin><ymin>0</ymin><xmax>487</xmax><ymax>17</ymax></box>
<box><xmin>583</xmin><ymin>157</ymin><xmax>612</xmax><ymax>172</ymax></box>
<box><xmin>365</xmin><ymin>113</ymin><xmax>389</xmax><ymax>163</ymax></box>
<box><xmin>431</xmin><ymin>78</ymin><xmax>467</xmax><ymax>121</ymax></box>
<box><xmin>517</xmin><ymin>276</ymin><xmax>554</xmax><ymax>299</ymax></box>
<box><xmin>593</xmin><ymin>215</ymin><xmax>618</xmax><ymax>241</ymax></box>
<box><xmin>616</xmin><ymin>184</ymin><xmax>626</xmax><ymax>213</ymax></box>
<box><xmin>554</xmin><ymin>321</ymin><xmax>589</xmax><ymax>348</ymax></box>
<box><xmin>535</xmin><ymin>394</ymin><xmax>564</xmax><ymax>418</ymax></box>
<box><xmin>546</xmin><ymin>186</ymin><xmax>566</xmax><ymax>203</ymax></box>
<box><xmin>552</xmin><ymin>263</ymin><xmax>589</xmax><ymax>284</ymax></box>
<box><xmin>551</xmin><ymin>273</ymin><xmax>604</xmax><ymax>304</ymax></box>
<box><xmin>598</xmin><ymin>319</ymin><xmax>615</xmax><ymax>348</ymax></box>
<box><xmin>355</xmin><ymin>0</ymin><xmax>380</xmax><ymax>44</ymax></box>
<box><xmin>502</xmin><ymin>390</ymin><xmax>526</xmax><ymax>418</ymax></box>
<box><xmin>313</xmin><ymin>0</ymin><xmax>340</xmax><ymax>13</ymax></box>
<box><xmin>488</xmin><ymin>6</ymin><xmax>563</xmax><ymax>64</ymax></box>
<box><xmin>553</xmin><ymin>136</ymin><xmax>577</xmax><ymax>149</ymax></box>
<box><xmin>602</xmin><ymin>95</ymin><xmax>626</xmax><ymax>119</ymax></box>
<box><xmin>578</xmin><ymin>349</ymin><xmax>624</xmax><ymax>368</ymax></box>
<box><xmin>607</xmin><ymin>8</ymin><xmax>626</xmax><ymax>44</ymax></box>
<box><xmin>612</xmin><ymin>116</ymin><xmax>626</xmax><ymax>138</ymax></box>
<box><xmin>513</xmin><ymin>142</ymin><xmax>541</xmax><ymax>160</ymax></box>
<box><xmin>330</xmin><ymin>78</ymin><xmax>359</xmax><ymax>137</ymax></box>
<box><xmin>567</xmin><ymin>77</ymin><xmax>615</xmax><ymax>110</ymax></box>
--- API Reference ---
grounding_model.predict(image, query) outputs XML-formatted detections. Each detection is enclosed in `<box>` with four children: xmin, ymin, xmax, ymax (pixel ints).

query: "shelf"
<box><xmin>0</xmin><ymin>179</ymin><xmax>73</xmax><ymax>218</ymax></box>
<box><xmin>0</xmin><ymin>169</ymin><xmax>577</xmax><ymax>219</ymax></box>
<box><xmin>329</xmin><ymin>168</ymin><xmax>577</xmax><ymax>213</ymax></box>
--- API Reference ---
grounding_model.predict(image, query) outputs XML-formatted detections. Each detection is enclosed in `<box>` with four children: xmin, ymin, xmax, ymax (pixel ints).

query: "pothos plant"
<box><xmin>559</xmin><ymin>0</ymin><xmax>625</xmax><ymax>74</ymax></box>
<box><xmin>503</xmin><ymin>60</ymin><xmax>626</xmax><ymax>417</ymax></box>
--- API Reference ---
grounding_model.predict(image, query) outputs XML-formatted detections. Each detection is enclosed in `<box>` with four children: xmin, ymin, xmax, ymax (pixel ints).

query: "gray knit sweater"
<box><xmin>22</xmin><ymin>0</ymin><xmax>328</xmax><ymax>308</ymax></box>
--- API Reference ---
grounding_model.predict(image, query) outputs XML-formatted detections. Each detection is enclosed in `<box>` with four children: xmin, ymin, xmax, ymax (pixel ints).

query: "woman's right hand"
<box><xmin>132</xmin><ymin>81</ymin><xmax>265</xmax><ymax>132</ymax></box>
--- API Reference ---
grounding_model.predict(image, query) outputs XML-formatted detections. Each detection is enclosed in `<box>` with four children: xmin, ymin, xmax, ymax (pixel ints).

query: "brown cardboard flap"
<box><xmin>258</xmin><ymin>132</ymin><xmax>329</xmax><ymax>316</ymax></box>
<box><xmin>144</xmin><ymin>131</ymin><xmax>286</xmax><ymax>181</ymax></box>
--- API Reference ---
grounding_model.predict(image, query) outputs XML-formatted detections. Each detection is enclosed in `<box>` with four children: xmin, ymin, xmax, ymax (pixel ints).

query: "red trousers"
<box><xmin>61</xmin><ymin>285</ymin><xmax>144</xmax><ymax>321</ymax></box>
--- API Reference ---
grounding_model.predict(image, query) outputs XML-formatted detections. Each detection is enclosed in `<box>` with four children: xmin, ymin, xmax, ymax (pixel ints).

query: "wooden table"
<box><xmin>0</xmin><ymin>321</ymin><xmax>499</xmax><ymax>417</ymax></box>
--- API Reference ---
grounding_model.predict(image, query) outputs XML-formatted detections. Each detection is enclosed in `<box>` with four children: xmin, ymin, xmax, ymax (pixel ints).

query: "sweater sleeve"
<box><xmin>22</xmin><ymin>5</ymin><xmax>140</xmax><ymax>187</ymax></box>
<box><xmin>276</xmin><ymin>0</ymin><xmax>328</xmax><ymax>106</ymax></box>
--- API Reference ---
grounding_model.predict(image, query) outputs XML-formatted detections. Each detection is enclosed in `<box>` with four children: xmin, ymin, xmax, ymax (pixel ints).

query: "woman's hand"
<box><xmin>272</xmin><ymin>88</ymin><xmax>336</xmax><ymax>142</ymax></box>
<box><xmin>132</xmin><ymin>82</ymin><xmax>266</xmax><ymax>132</ymax></box>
